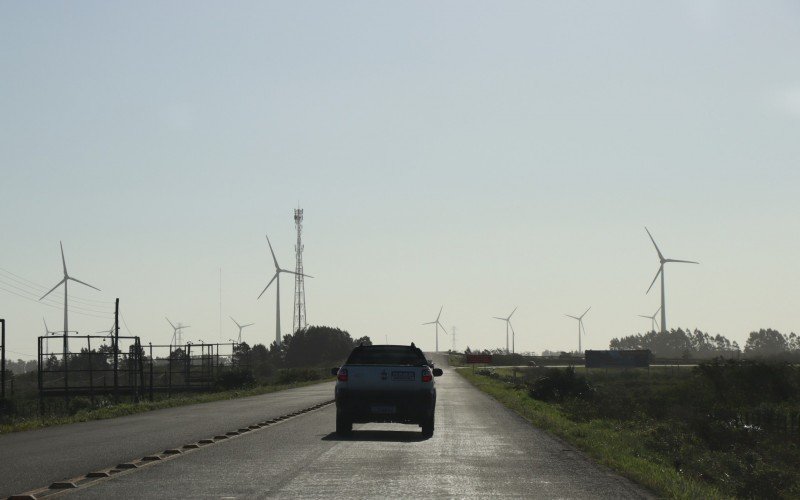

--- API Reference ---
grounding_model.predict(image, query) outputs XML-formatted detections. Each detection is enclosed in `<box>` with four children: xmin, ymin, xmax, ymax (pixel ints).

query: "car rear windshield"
<box><xmin>346</xmin><ymin>347</ymin><xmax>427</xmax><ymax>366</ymax></box>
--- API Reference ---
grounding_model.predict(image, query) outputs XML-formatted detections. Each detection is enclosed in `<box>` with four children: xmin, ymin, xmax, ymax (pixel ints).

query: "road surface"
<box><xmin>3</xmin><ymin>355</ymin><xmax>652</xmax><ymax>499</ymax></box>
<box><xmin>0</xmin><ymin>382</ymin><xmax>334</xmax><ymax>497</ymax></box>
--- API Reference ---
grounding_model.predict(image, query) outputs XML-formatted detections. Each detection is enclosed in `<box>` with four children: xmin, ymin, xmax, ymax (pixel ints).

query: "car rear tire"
<box><xmin>336</xmin><ymin>413</ymin><xmax>352</xmax><ymax>435</ymax></box>
<box><xmin>421</xmin><ymin>416</ymin><xmax>434</xmax><ymax>438</ymax></box>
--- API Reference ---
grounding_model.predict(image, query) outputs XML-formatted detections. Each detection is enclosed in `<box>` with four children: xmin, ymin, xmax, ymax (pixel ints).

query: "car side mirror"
<box><xmin>331</xmin><ymin>367</ymin><xmax>339</xmax><ymax>376</ymax></box>
<box><xmin>433</xmin><ymin>368</ymin><xmax>443</xmax><ymax>377</ymax></box>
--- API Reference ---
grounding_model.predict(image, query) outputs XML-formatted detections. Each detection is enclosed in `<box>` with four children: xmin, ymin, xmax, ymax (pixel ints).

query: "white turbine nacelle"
<box><xmin>422</xmin><ymin>306</ymin><xmax>448</xmax><ymax>353</ymax></box>
<box><xmin>565</xmin><ymin>307</ymin><xmax>590</xmax><ymax>354</ymax></box>
<box><xmin>257</xmin><ymin>234</ymin><xmax>313</xmax><ymax>346</ymax></box>
<box><xmin>644</xmin><ymin>227</ymin><xmax>698</xmax><ymax>334</ymax></box>
<box><xmin>166</xmin><ymin>317</ymin><xmax>190</xmax><ymax>345</ymax></box>
<box><xmin>230</xmin><ymin>316</ymin><xmax>254</xmax><ymax>344</ymax></box>
<box><xmin>493</xmin><ymin>307</ymin><xmax>517</xmax><ymax>354</ymax></box>
<box><xmin>637</xmin><ymin>306</ymin><xmax>661</xmax><ymax>333</ymax></box>
<box><xmin>39</xmin><ymin>241</ymin><xmax>101</xmax><ymax>337</ymax></box>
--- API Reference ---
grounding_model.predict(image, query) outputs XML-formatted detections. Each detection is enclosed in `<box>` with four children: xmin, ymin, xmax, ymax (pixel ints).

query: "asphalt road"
<box><xmin>41</xmin><ymin>357</ymin><xmax>651</xmax><ymax>499</ymax></box>
<box><xmin>0</xmin><ymin>382</ymin><xmax>334</xmax><ymax>497</ymax></box>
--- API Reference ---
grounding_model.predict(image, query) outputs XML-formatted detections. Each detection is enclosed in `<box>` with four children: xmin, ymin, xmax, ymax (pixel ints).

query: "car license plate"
<box><xmin>371</xmin><ymin>404</ymin><xmax>396</xmax><ymax>414</ymax></box>
<box><xmin>391</xmin><ymin>371</ymin><xmax>415</xmax><ymax>381</ymax></box>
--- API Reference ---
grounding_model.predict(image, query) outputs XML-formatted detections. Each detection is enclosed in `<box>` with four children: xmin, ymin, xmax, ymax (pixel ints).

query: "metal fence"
<box><xmin>143</xmin><ymin>342</ymin><xmax>240</xmax><ymax>397</ymax></box>
<box><xmin>38</xmin><ymin>334</ymin><xmax>145</xmax><ymax>402</ymax></box>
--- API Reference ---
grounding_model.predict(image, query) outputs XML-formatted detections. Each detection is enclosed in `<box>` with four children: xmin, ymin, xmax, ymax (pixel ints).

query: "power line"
<box><xmin>120</xmin><ymin>313</ymin><xmax>135</xmax><ymax>337</ymax></box>
<box><xmin>0</xmin><ymin>285</ymin><xmax>114</xmax><ymax>320</ymax></box>
<box><xmin>0</xmin><ymin>267</ymin><xmax>114</xmax><ymax>305</ymax></box>
<box><xmin>0</xmin><ymin>277</ymin><xmax>112</xmax><ymax>314</ymax></box>
<box><xmin>5</xmin><ymin>349</ymin><xmax>35</xmax><ymax>357</ymax></box>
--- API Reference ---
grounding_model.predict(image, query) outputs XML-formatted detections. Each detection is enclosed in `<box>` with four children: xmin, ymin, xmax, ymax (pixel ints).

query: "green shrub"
<box><xmin>528</xmin><ymin>366</ymin><xmax>593</xmax><ymax>401</ymax></box>
<box><xmin>215</xmin><ymin>368</ymin><xmax>256</xmax><ymax>390</ymax></box>
<box><xmin>275</xmin><ymin>368</ymin><xmax>323</xmax><ymax>384</ymax></box>
<box><xmin>67</xmin><ymin>396</ymin><xmax>93</xmax><ymax>415</ymax></box>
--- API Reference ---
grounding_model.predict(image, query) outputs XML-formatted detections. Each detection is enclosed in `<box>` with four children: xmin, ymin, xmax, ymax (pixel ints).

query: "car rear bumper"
<box><xmin>335</xmin><ymin>388</ymin><xmax>436</xmax><ymax>424</ymax></box>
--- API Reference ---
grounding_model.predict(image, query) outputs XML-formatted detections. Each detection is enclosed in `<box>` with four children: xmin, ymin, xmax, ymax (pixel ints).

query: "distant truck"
<box><xmin>332</xmin><ymin>343</ymin><xmax>443</xmax><ymax>437</ymax></box>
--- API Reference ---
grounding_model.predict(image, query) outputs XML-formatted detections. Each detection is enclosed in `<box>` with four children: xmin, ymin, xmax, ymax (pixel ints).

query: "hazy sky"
<box><xmin>2</xmin><ymin>1</ymin><xmax>799</xmax><ymax>359</ymax></box>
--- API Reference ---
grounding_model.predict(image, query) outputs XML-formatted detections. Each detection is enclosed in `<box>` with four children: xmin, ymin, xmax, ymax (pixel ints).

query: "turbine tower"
<box><xmin>42</xmin><ymin>318</ymin><xmax>57</xmax><ymax>356</ymax></box>
<box><xmin>638</xmin><ymin>306</ymin><xmax>661</xmax><ymax>333</ymax></box>
<box><xmin>422</xmin><ymin>306</ymin><xmax>448</xmax><ymax>352</ymax></box>
<box><xmin>258</xmin><ymin>234</ymin><xmax>312</xmax><ymax>346</ymax></box>
<box><xmin>493</xmin><ymin>307</ymin><xmax>517</xmax><ymax>354</ymax></box>
<box><xmin>166</xmin><ymin>317</ymin><xmax>190</xmax><ymax>345</ymax></box>
<box><xmin>39</xmin><ymin>241</ymin><xmax>101</xmax><ymax>343</ymax></box>
<box><xmin>645</xmin><ymin>227</ymin><xmax>699</xmax><ymax>334</ymax></box>
<box><xmin>293</xmin><ymin>208</ymin><xmax>307</xmax><ymax>333</ymax></box>
<box><xmin>230</xmin><ymin>316</ymin><xmax>254</xmax><ymax>343</ymax></box>
<box><xmin>565</xmin><ymin>307</ymin><xmax>590</xmax><ymax>354</ymax></box>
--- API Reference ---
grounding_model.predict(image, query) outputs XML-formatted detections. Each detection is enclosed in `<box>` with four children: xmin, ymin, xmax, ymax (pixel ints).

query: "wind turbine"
<box><xmin>257</xmin><ymin>234</ymin><xmax>312</xmax><ymax>346</ymax></box>
<box><xmin>42</xmin><ymin>318</ymin><xmax>57</xmax><ymax>356</ymax></box>
<box><xmin>638</xmin><ymin>306</ymin><xmax>661</xmax><ymax>333</ymax></box>
<box><xmin>166</xmin><ymin>317</ymin><xmax>190</xmax><ymax>345</ymax></box>
<box><xmin>39</xmin><ymin>241</ymin><xmax>101</xmax><ymax>343</ymax></box>
<box><xmin>422</xmin><ymin>306</ymin><xmax>448</xmax><ymax>352</ymax></box>
<box><xmin>565</xmin><ymin>307</ymin><xmax>590</xmax><ymax>354</ymax></box>
<box><xmin>645</xmin><ymin>227</ymin><xmax>699</xmax><ymax>334</ymax></box>
<box><xmin>230</xmin><ymin>316</ymin><xmax>254</xmax><ymax>343</ymax></box>
<box><xmin>493</xmin><ymin>307</ymin><xmax>517</xmax><ymax>354</ymax></box>
<box><xmin>43</xmin><ymin>318</ymin><xmax>57</xmax><ymax>336</ymax></box>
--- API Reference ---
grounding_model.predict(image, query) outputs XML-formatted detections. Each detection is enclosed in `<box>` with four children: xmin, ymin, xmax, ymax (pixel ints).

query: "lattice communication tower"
<box><xmin>293</xmin><ymin>208</ymin><xmax>307</xmax><ymax>333</ymax></box>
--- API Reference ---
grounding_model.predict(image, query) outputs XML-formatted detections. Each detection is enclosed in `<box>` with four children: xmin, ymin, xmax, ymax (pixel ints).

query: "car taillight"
<box><xmin>421</xmin><ymin>369</ymin><xmax>432</xmax><ymax>382</ymax></box>
<box><xmin>337</xmin><ymin>368</ymin><xmax>348</xmax><ymax>382</ymax></box>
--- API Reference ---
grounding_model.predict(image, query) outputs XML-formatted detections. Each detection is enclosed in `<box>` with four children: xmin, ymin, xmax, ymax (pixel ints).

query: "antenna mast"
<box><xmin>293</xmin><ymin>208</ymin><xmax>307</xmax><ymax>333</ymax></box>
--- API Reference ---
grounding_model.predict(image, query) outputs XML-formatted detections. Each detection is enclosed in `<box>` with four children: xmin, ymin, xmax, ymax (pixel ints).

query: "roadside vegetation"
<box><xmin>0</xmin><ymin>377</ymin><xmax>328</xmax><ymax>434</ymax></box>
<box><xmin>458</xmin><ymin>360</ymin><xmax>800</xmax><ymax>499</ymax></box>
<box><xmin>1</xmin><ymin>326</ymin><xmax>367</xmax><ymax>434</ymax></box>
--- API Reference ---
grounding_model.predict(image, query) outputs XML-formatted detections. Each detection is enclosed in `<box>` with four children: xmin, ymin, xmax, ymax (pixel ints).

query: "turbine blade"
<box><xmin>638</xmin><ymin>315</ymin><xmax>652</xmax><ymax>319</ymax></box>
<box><xmin>665</xmin><ymin>259</ymin><xmax>699</xmax><ymax>264</ymax></box>
<box><xmin>493</xmin><ymin>317</ymin><xmax>506</xmax><ymax>321</ymax></box>
<box><xmin>581</xmin><ymin>321</ymin><xmax>588</xmax><ymax>336</ymax></box>
<box><xmin>166</xmin><ymin>317</ymin><xmax>176</xmax><ymax>329</ymax></box>
<box><xmin>60</xmin><ymin>241</ymin><xmax>68</xmax><ymax>276</ymax></box>
<box><xmin>644</xmin><ymin>227</ymin><xmax>665</xmax><ymax>262</ymax></box>
<box><xmin>39</xmin><ymin>278</ymin><xmax>65</xmax><ymax>301</ymax></box>
<box><xmin>266</xmin><ymin>235</ymin><xmax>279</xmax><ymax>269</ymax></box>
<box><xmin>422</xmin><ymin>321</ymin><xmax>436</xmax><ymax>325</ymax></box>
<box><xmin>580</xmin><ymin>306</ymin><xmax>591</xmax><ymax>319</ymax></box>
<box><xmin>242</xmin><ymin>323</ymin><xmax>254</xmax><ymax>328</ymax></box>
<box><xmin>509</xmin><ymin>321</ymin><xmax>516</xmax><ymax>337</ymax></box>
<box><xmin>565</xmin><ymin>314</ymin><xmax>579</xmax><ymax>320</ymax></box>
<box><xmin>508</xmin><ymin>306</ymin><xmax>517</xmax><ymax>319</ymax></box>
<box><xmin>68</xmin><ymin>276</ymin><xmax>100</xmax><ymax>292</ymax></box>
<box><xmin>279</xmin><ymin>269</ymin><xmax>314</xmax><ymax>278</ymax></box>
<box><xmin>230</xmin><ymin>316</ymin><xmax>240</xmax><ymax>328</ymax></box>
<box><xmin>436</xmin><ymin>306</ymin><xmax>443</xmax><ymax>321</ymax></box>
<box><xmin>438</xmin><ymin>321</ymin><xmax>448</xmax><ymax>334</ymax></box>
<box><xmin>257</xmin><ymin>273</ymin><xmax>278</xmax><ymax>299</ymax></box>
<box><xmin>646</xmin><ymin>265</ymin><xmax>662</xmax><ymax>294</ymax></box>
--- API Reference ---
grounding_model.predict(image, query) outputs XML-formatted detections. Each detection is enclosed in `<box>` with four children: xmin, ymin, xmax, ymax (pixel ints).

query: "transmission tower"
<box><xmin>292</xmin><ymin>208</ymin><xmax>307</xmax><ymax>333</ymax></box>
<box><xmin>451</xmin><ymin>326</ymin><xmax>457</xmax><ymax>352</ymax></box>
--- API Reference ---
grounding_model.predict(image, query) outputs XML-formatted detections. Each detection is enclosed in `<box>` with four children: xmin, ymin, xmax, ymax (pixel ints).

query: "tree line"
<box><xmin>609</xmin><ymin>328</ymin><xmax>799</xmax><ymax>359</ymax></box>
<box><xmin>232</xmin><ymin>325</ymin><xmax>371</xmax><ymax>380</ymax></box>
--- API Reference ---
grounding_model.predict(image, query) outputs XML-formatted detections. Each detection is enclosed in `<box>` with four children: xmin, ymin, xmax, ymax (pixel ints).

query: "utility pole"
<box><xmin>293</xmin><ymin>207</ymin><xmax>307</xmax><ymax>333</ymax></box>
<box><xmin>1</xmin><ymin>319</ymin><xmax>5</xmax><ymax>403</ymax></box>
<box><xmin>114</xmin><ymin>298</ymin><xmax>119</xmax><ymax>400</ymax></box>
<box><xmin>451</xmin><ymin>326</ymin><xmax>456</xmax><ymax>352</ymax></box>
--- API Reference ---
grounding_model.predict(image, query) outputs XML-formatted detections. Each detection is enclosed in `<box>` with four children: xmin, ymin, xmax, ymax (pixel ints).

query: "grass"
<box><xmin>457</xmin><ymin>368</ymin><xmax>722</xmax><ymax>499</ymax></box>
<box><xmin>0</xmin><ymin>378</ymin><xmax>331</xmax><ymax>435</ymax></box>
